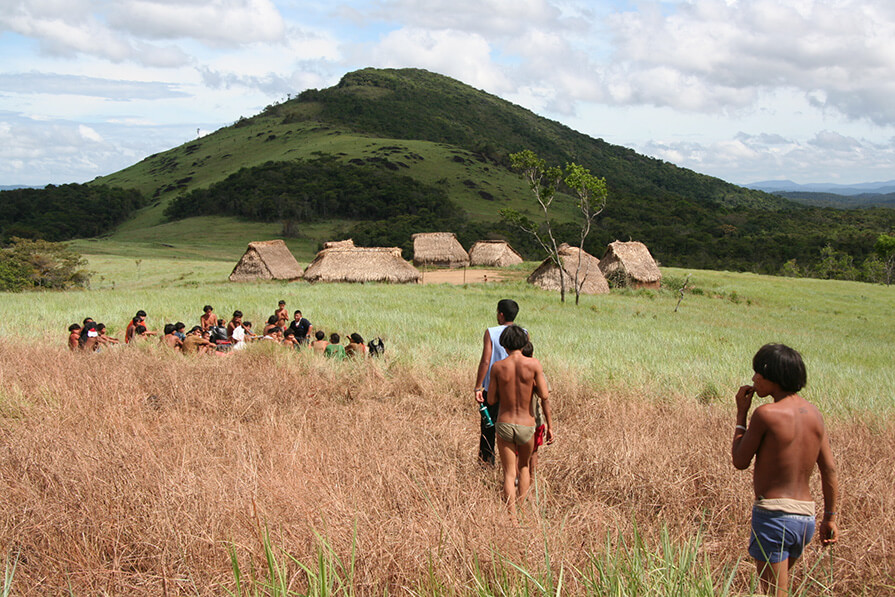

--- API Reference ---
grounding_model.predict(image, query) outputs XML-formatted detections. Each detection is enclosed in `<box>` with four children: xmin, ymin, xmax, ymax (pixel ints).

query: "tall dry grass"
<box><xmin>0</xmin><ymin>342</ymin><xmax>892</xmax><ymax>595</ymax></box>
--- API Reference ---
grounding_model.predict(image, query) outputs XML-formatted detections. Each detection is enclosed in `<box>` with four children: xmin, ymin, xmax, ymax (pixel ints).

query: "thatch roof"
<box><xmin>411</xmin><ymin>232</ymin><xmax>469</xmax><ymax>268</ymax></box>
<box><xmin>468</xmin><ymin>240</ymin><xmax>523</xmax><ymax>267</ymax></box>
<box><xmin>599</xmin><ymin>241</ymin><xmax>662</xmax><ymax>288</ymax></box>
<box><xmin>527</xmin><ymin>243</ymin><xmax>609</xmax><ymax>295</ymax></box>
<box><xmin>229</xmin><ymin>240</ymin><xmax>304</xmax><ymax>282</ymax></box>
<box><xmin>303</xmin><ymin>246</ymin><xmax>421</xmax><ymax>284</ymax></box>
<box><xmin>323</xmin><ymin>239</ymin><xmax>355</xmax><ymax>249</ymax></box>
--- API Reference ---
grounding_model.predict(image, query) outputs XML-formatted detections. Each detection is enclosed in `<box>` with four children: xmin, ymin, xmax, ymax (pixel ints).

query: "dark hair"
<box><xmin>284</xmin><ymin>329</ymin><xmax>295</xmax><ymax>338</ymax></box>
<box><xmin>188</xmin><ymin>325</ymin><xmax>202</xmax><ymax>334</ymax></box>
<box><xmin>175</xmin><ymin>322</ymin><xmax>185</xmax><ymax>331</ymax></box>
<box><xmin>243</xmin><ymin>321</ymin><xmax>252</xmax><ymax>328</ymax></box>
<box><xmin>233</xmin><ymin>310</ymin><xmax>243</xmax><ymax>318</ymax></box>
<box><xmin>69</xmin><ymin>323</ymin><xmax>81</xmax><ymax>332</ymax></box>
<box><xmin>203</xmin><ymin>305</ymin><xmax>213</xmax><ymax>313</ymax></box>
<box><xmin>267</xmin><ymin>315</ymin><xmax>278</xmax><ymax>325</ymax></box>
<box><xmin>330</xmin><ymin>333</ymin><xmax>340</xmax><ymax>344</ymax></box>
<box><xmin>522</xmin><ymin>341</ymin><xmax>534</xmax><ymax>358</ymax></box>
<box><xmin>135</xmin><ymin>325</ymin><xmax>147</xmax><ymax>335</ymax></box>
<box><xmin>132</xmin><ymin>315</ymin><xmax>142</xmax><ymax>325</ymax></box>
<box><xmin>136</xmin><ymin>310</ymin><xmax>147</xmax><ymax>318</ymax></box>
<box><xmin>278</xmin><ymin>300</ymin><xmax>286</xmax><ymax>306</ymax></box>
<box><xmin>753</xmin><ymin>344</ymin><xmax>807</xmax><ymax>393</ymax></box>
<box><xmin>294</xmin><ymin>310</ymin><xmax>302</xmax><ymax>316</ymax></box>
<box><xmin>164</xmin><ymin>323</ymin><xmax>175</xmax><ymax>335</ymax></box>
<box><xmin>315</xmin><ymin>330</ymin><xmax>325</xmax><ymax>340</ymax></box>
<box><xmin>217</xmin><ymin>318</ymin><xmax>225</xmax><ymax>326</ymax></box>
<box><xmin>96</xmin><ymin>323</ymin><xmax>106</xmax><ymax>332</ymax></box>
<box><xmin>497</xmin><ymin>299</ymin><xmax>519</xmax><ymax>322</ymax></box>
<box><xmin>499</xmin><ymin>325</ymin><xmax>528</xmax><ymax>351</ymax></box>
<box><xmin>82</xmin><ymin>317</ymin><xmax>94</xmax><ymax>326</ymax></box>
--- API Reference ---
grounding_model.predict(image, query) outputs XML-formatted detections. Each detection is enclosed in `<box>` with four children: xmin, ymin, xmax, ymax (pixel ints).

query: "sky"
<box><xmin>2</xmin><ymin>0</ymin><xmax>895</xmax><ymax>187</ymax></box>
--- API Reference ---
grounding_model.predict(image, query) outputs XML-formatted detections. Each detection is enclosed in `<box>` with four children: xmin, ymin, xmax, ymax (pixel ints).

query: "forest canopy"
<box><xmin>0</xmin><ymin>184</ymin><xmax>146</xmax><ymax>242</ymax></box>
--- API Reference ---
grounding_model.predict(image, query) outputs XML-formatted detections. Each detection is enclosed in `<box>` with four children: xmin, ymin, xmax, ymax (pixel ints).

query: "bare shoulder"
<box><xmin>525</xmin><ymin>355</ymin><xmax>544</xmax><ymax>371</ymax></box>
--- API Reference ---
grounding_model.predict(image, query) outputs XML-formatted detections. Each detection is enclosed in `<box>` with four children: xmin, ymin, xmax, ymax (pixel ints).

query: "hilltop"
<box><xmin>78</xmin><ymin>68</ymin><xmax>894</xmax><ymax>274</ymax></box>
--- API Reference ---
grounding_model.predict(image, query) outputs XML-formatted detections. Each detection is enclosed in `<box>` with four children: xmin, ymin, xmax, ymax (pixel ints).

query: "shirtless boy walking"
<box><xmin>732</xmin><ymin>344</ymin><xmax>839</xmax><ymax>596</ymax></box>
<box><xmin>487</xmin><ymin>325</ymin><xmax>553</xmax><ymax>516</ymax></box>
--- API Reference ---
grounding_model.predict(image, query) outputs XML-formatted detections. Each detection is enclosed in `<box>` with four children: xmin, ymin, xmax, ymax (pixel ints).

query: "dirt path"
<box><xmin>419</xmin><ymin>268</ymin><xmax>511</xmax><ymax>285</ymax></box>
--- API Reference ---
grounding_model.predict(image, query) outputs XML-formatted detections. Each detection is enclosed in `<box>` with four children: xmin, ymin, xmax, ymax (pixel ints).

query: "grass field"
<box><xmin>1</xmin><ymin>253</ymin><xmax>893</xmax><ymax>595</ymax></box>
<box><xmin>4</xmin><ymin>253</ymin><xmax>893</xmax><ymax>416</ymax></box>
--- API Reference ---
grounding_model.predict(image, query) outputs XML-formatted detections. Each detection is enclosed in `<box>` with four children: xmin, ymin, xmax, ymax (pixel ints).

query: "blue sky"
<box><xmin>2</xmin><ymin>0</ymin><xmax>894</xmax><ymax>186</ymax></box>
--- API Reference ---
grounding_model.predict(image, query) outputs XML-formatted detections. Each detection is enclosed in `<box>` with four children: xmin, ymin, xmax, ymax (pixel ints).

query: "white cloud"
<box><xmin>78</xmin><ymin>124</ymin><xmax>103</xmax><ymax>142</ymax></box>
<box><xmin>363</xmin><ymin>0</ymin><xmax>565</xmax><ymax>36</ymax></box>
<box><xmin>638</xmin><ymin>130</ymin><xmax>895</xmax><ymax>185</ymax></box>
<box><xmin>0</xmin><ymin>73</ymin><xmax>188</xmax><ymax>100</ymax></box>
<box><xmin>365</xmin><ymin>28</ymin><xmax>511</xmax><ymax>91</ymax></box>
<box><xmin>604</xmin><ymin>0</ymin><xmax>895</xmax><ymax>125</ymax></box>
<box><xmin>107</xmin><ymin>0</ymin><xmax>286</xmax><ymax>46</ymax></box>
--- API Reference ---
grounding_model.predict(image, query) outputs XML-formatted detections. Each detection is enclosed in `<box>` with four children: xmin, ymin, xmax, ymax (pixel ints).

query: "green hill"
<box><xmin>89</xmin><ymin>67</ymin><xmax>894</xmax><ymax>274</ymax></box>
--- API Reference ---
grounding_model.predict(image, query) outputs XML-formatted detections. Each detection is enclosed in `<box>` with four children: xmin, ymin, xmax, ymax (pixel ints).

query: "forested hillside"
<box><xmin>0</xmin><ymin>184</ymin><xmax>146</xmax><ymax>242</ymax></box>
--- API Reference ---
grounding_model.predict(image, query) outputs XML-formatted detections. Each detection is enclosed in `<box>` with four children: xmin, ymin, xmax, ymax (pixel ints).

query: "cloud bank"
<box><xmin>1</xmin><ymin>0</ymin><xmax>894</xmax><ymax>185</ymax></box>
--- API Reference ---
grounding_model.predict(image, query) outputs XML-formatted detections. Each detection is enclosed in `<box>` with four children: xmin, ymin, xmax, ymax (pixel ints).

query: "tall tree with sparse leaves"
<box><xmin>502</xmin><ymin>150</ymin><xmax>608</xmax><ymax>303</ymax></box>
<box><xmin>501</xmin><ymin>150</ymin><xmax>567</xmax><ymax>300</ymax></box>
<box><xmin>565</xmin><ymin>163</ymin><xmax>608</xmax><ymax>304</ymax></box>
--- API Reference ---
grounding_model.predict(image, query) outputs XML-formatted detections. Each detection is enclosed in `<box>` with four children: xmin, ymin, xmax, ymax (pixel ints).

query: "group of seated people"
<box><xmin>66</xmin><ymin>300</ymin><xmax>380</xmax><ymax>359</ymax></box>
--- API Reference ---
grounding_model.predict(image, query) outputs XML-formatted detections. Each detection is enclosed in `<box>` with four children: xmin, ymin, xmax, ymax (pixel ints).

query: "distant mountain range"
<box><xmin>745</xmin><ymin>180</ymin><xmax>895</xmax><ymax>209</ymax></box>
<box><xmin>746</xmin><ymin>179</ymin><xmax>895</xmax><ymax>196</ymax></box>
<box><xmin>0</xmin><ymin>185</ymin><xmax>44</xmax><ymax>192</ymax></box>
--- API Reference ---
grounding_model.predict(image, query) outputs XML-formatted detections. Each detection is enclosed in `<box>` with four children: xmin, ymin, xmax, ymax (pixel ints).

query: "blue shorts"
<box><xmin>748</xmin><ymin>506</ymin><xmax>815</xmax><ymax>563</ymax></box>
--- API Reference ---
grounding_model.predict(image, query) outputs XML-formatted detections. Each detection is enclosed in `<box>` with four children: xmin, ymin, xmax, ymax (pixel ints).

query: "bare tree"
<box><xmin>502</xmin><ymin>150</ymin><xmax>608</xmax><ymax>304</ymax></box>
<box><xmin>564</xmin><ymin>163</ymin><xmax>608</xmax><ymax>304</ymax></box>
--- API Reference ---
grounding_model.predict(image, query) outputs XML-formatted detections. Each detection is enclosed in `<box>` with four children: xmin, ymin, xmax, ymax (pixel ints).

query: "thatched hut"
<box><xmin>229</xmin><ymin>240</ymin><xmax>304</xmax><ymax>282</ymax></box>
<box><xmin>468</xmin><ymin>240</ymin><xmax>523</xmax><ymax>267</ymax></box>
<box><xmin>412</xmin><ymin>232</ymin><xmax>469</xmax><ymax>268</ymax></box>
<box><xmin>303</xmin><ymin>246</ymin><xmax>421</xmax><ymax>284</ymax></box>
<box><xmin>599</xmin><ymin>241</ymin><xmax>662</xmax><ymax>289</ymax></box>
<box><xmin>527</xmin><ymin>243</ymin><xmax>609</xmax><ymax>295</ymax></box>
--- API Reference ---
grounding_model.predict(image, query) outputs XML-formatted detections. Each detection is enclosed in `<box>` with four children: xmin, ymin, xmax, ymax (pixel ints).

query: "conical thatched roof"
<box><xmin>599</xmin><ymin>241</ymin><xmax>662</xmax><ymax>289</ymax></box>
<box><xmin>303</xmin><ymin>246</ymin><xmax>421</xmax><ymax>284</ymax></box>
<box><xmin>527</xmin><ymin>244</ymin><xmax>609</xmax><ymax>295</ymax></box>
<box><xmin>412</xmin><ymin>232</ymin><xmax>469</xmax><ymax>268</ymax></box>
<box><xmin>468</xmin><ymin>240</ymin><xmax>524</xmax><ymax>267</ymax></box>
<box><xmin>229</xmin><ymin>240</ymin><xmax>304</xmax><ymax>282</ymax></box>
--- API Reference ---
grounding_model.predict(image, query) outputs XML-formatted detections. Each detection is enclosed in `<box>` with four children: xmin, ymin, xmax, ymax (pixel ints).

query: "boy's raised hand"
<box><xmin>736</xmin><ymin>385</ymin><xmax>755</xmax><ymax>413</ymax></box>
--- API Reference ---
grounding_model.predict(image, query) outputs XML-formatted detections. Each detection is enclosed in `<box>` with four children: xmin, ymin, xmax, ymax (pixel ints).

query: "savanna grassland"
<box><xmin>0</xmin><ymin>252</ymin><xmax>893</xmax><ymax>596</ymax></box>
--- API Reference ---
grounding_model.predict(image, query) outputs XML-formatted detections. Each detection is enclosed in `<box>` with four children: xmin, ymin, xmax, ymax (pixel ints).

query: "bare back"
<box><xmin>488</xmin><ymin>352</ymin><xmax>547</xmax><ymax>426</ymax></box>
<box><xmin>751</xmin><ymin>395</ymin><xmax>825</xmax><ymax>500</ymax></box>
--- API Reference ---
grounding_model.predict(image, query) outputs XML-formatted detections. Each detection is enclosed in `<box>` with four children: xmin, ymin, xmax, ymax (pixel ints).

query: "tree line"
<box><xmin>0</xmin><ymin>184</ymin><xmax>146</xmax><ymax>242</ymax></box>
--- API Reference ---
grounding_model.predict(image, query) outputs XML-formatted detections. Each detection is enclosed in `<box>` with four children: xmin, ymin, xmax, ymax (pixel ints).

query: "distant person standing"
<box><xmin>474</xmin><ymin>298</ymin><xmax>521</xmax><ymax>465</ymax></box>
<box><xmin>732</xmin><ymin>344</ymin><xmax>839</xmax><ymax>597</ymax></box>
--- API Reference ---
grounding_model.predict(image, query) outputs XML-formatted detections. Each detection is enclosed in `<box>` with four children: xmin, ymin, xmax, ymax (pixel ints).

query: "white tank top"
<box><xmin>483</xmin><ymin>324</ymin><xmax>509</xmax><ymax>392</ymax></box>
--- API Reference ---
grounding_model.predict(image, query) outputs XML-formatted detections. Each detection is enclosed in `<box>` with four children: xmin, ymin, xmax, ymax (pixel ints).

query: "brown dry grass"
<box><xmin>0</xmin><ymin>342</ymin><xmax>892</xmax><ymax>595</ymax></box>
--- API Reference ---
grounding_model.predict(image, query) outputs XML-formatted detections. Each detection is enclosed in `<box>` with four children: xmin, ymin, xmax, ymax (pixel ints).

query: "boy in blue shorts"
<box><xmin>731</xmin><ymin>344</ymin><xmax>839</xmax><ymax>596</ymax></box>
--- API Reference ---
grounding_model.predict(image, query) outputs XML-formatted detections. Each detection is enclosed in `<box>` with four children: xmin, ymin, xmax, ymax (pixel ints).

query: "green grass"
<box><xmin>2</xmin><ymin>251</ymin><xmax>893</xmax><ymax>417</ymax></box>
<box><xmin>70</xmin><ymin>217</ymin><xmax>353</xmax><ymax>264</ymax></box>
